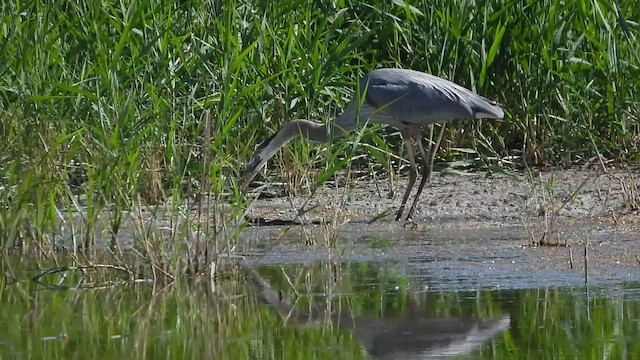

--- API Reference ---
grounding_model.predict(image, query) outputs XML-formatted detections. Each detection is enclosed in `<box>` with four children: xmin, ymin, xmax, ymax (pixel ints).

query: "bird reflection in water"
<box><xmin>248</xmin><ymin>271</ymin><xmax>511</xmax><ymax>360</ymax></box>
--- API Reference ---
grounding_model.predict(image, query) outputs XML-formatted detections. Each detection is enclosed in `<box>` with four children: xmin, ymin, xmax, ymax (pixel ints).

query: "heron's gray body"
<box><xmin>334</xmin><ymin>68</ymin><xmax>503</xmax><ymax>132</ymax></box>
<box><xmin>241</xmin><ymin>68</ymin><xmax>505</xmax><ymax>221</ymax></box>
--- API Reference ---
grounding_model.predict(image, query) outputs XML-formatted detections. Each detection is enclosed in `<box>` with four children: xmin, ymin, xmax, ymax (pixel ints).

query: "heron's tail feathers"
<box><xmin>472</xmin><ymin>98</ymin><xmax>505</xmax><ymax>119</ymax></box>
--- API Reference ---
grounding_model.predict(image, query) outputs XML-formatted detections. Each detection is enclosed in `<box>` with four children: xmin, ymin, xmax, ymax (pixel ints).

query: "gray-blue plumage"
<box><xmin>366</xmin><ymin>68</ymin><xmax>503</xmax><ymax>120</ymax></box>
<box><xmin>334</xmin><ymin>68</ymin><xmax>504</xmax><ymax>131</ymax></box>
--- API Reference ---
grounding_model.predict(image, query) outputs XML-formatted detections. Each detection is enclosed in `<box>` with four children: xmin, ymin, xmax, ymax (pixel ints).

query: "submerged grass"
<box><xmin>2</xmin><ymin>259</ymin><xmax>640</xmax><ymax>359</ymax></box>
<box><xmin>1</xmin><ymin>0</ymin><xmax>639</xmax><ymax>265</ymax></box>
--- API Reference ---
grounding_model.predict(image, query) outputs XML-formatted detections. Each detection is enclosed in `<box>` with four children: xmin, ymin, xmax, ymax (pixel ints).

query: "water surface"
<box><xmin>2</xmin><ymin>221</ymin><xmax>639</xmax><ymax>359</ymax></box>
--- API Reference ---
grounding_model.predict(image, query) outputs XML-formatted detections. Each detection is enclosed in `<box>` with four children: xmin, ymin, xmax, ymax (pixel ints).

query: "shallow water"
<box><xmin>2</xmin><ymin>221</ymin><xmax>640</xmax><ymax>359</ymax></box>
<box><xmin>242</xmin><ymin>220</ymin><xmax>640</xmax><ymax>289</ymax></box>
<box><xmin>250</xmin><ymin>262</ymin><xmax>640</xmax><ymax>359</ymax></box>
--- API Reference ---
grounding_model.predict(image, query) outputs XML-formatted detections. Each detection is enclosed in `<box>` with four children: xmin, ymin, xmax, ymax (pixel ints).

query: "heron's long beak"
<box><xmin>239</xmin><ymin>156</ymin><xmax>262</xmax><ymax>194</ymax></box>
<box><xmin>240</xmin><ymin>133</ymin><xmax>275</xmax><ymax>194</ymax></box>
<box><xmin>239</xmin><ymin>177</ymin><xmax>251</xmax><ymax>194</ymax></box>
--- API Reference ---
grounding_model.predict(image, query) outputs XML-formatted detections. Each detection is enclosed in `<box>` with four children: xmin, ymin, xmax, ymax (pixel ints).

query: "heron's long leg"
<box><xmin>406</xmin><ymin>124</ymin><xmax>446</xmax><ymax>220</ymax></box>
<box><xmin>429</xmin><ymin>123</ymin><xmax>446</xmax><ymax>182</ymax></box>
<box><xmin>395</xmin><ymin>136</ymin><xmax>418</xmax><ymax>221</ymax></box>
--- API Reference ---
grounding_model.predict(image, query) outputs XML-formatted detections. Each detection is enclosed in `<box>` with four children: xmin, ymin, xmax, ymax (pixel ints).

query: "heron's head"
<box><xmin>239</xmin><ymin>133</ymin><xmax>276</xmax><ymax>192</ymax></box>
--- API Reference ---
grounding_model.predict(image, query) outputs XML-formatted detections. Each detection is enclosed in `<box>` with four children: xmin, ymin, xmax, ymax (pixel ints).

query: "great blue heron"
<box><xmin>240</xmin><ymin>68</ymin><xmax>504</xmax><ymax>221</ymax></box>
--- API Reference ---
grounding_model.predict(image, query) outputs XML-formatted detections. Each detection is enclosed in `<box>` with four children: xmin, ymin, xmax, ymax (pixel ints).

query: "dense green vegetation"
<box><xmin>1</xmin><ymin>0</ymin><xmax>639</xmax><ymax>250</ymax></box>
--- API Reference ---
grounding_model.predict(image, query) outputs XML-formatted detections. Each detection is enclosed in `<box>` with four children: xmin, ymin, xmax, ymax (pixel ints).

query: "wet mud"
<box><xmin>242</xmin><ymin>167</ymin><xmax>640</xmax><ymax>291</ymax></box>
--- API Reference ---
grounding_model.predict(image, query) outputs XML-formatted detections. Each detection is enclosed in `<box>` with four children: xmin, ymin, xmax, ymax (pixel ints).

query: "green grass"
<box><xmin>1</xmin><ymin>0</ymin><xmax>639</xmax><ymax>260</ymax></box>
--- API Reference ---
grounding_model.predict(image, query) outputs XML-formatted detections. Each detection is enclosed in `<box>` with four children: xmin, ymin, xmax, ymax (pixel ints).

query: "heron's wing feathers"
<box><xmin>361</xmin><ymin>69</ymin><xmax>504</xmax><ymax>124</ymax></box>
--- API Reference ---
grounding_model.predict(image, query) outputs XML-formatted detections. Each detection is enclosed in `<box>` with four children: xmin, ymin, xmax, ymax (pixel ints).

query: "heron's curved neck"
<box><xmin>258</xmin><ymin>120</ymin><xmax>327</xmax><ymax>166</ymax></box>
<box><xmin>250</xmin><ymin>118</ymin><xmax>355</xmax><ymax>178</ymax></box>
<box><xmin>278</xmin><ymin>119</ymin><xmax>328</xmax><ymax>145</ymax></box>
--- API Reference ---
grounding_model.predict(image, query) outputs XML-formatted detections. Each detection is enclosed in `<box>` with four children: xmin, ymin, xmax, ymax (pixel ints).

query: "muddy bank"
<box><xmin>30</xmin><ymin>166</ymin><xmax>639</xmax><ymax>292</ymax></box>
<box><xmin>239</xmin><ymin>166</ymin><xmax>640</xmax><ymax>291</ymax></box>
<box><xmin>245</xmin><ymin>166</ymin><xmax>640</xmax><ymax>230</ymax></box>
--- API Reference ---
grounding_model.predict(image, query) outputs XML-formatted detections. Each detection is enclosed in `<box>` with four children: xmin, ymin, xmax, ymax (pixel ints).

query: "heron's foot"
<box><xmin>403</xmin><ymin>220</ymin><xmax>419</xmax><ymax>230</ymax></box>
